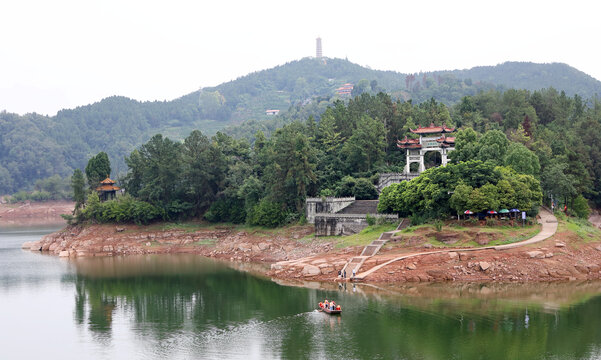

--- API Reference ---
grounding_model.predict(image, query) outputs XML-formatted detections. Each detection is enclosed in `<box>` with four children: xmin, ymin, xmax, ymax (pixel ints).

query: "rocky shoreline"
<box><xmin>20</xmin><ymin>221</ymin><xmax>601</xmax><ymax>284</ymax></box>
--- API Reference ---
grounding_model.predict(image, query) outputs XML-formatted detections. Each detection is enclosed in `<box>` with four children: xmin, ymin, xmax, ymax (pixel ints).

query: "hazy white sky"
<box><xmin>1</xmin><ymin>0</ymin><xmax>600</xmax><ymax>115</ymax></box>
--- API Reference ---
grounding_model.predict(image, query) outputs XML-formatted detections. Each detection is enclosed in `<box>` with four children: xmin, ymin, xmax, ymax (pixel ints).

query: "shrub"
<box><xmin>572</xmin><ymin>195</ymin><xmax>590</xmax><ymax>219</ymax></box>
<box><xmin>319</xmin><ymin>188</ymin><xmax>334</xmax><ymax>198</ymax></box>
<box><xmin>248</xmin><ymin>199</ymin><xmax>286</xmax><ymax>227</ymax></box>
<box><xmin>79</xmin><ymin>194</ymin><xmax>163</xmax><ymax>225</ymax></box>
<box><xmin>409</xmin><ymin>214</ymin><xmax>426</xmax><ymax>226</ymax></box>
<box><xmin>204</xmin><ymin>196</ymin><xmax>245</xmax><ymax>223</ymax></box>
<box><xmin>366</xmin><ymin>214</ymin><xmax>376</xmax><ymax>226</ymax></box>
<box><xmin>284</xmin><ymin>211</ymin><xmax>300</xmax><ymax>225</ymax></box>
<box><xmin>335</xmin><ymin>176</ymin><xmax>356</xmax><ymax>197</ymax></box>
<box><xmin>434</xmin><ymin>220</ymin><xmax>443</xmax><ymax>232</ymax></box>
<box><xmin>353</xmin><ymin>178</ymin><xmax>378</xmax><ymax>200</ymax></box>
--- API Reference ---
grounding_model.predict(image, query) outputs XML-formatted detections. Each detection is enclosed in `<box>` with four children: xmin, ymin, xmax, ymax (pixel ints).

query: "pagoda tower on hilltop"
<box><xmin>316</xmin><ymin>37</ymin><xmax>322</xmax><ymax>58</ymax></box>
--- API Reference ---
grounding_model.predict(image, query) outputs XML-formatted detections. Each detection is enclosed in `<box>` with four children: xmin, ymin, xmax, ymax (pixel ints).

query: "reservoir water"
<box><xmin>2</xmin><ymin>225</ymin><xmax>601</xmax><ymax>359</ymax></box>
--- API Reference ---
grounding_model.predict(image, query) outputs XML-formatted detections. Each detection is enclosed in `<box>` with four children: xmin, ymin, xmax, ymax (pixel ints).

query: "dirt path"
<box><xmin>355</xmin><ymin>209</ymin><xmax>557</xmax><ymax>279</ymax></box>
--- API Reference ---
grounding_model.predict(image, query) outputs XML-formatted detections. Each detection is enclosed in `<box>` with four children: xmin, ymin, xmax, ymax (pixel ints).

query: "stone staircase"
<box><xmin>337</xmin><ymin>200</ymin><xmax>379</xmax><ymax>214</ymax></box>
<box><xmin>340</xmin><ymin>218</ymin><xmax>410</xmax><ymax>279</ymax></box>
<box><xmin>396</xmin><ymin>218</ymin><xmax>411</xmax><ymax>231</ymax></box>
<box><xmin>340</xmin><ymin>229</ymin><xmax>393</xmax><ymax>278</ymax></box>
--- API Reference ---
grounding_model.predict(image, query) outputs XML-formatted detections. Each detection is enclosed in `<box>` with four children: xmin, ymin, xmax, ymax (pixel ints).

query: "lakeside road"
<box><xmin>355</xmin><ymin>208</ymin><xmax>558</xmax><ymax>280</ymax></box>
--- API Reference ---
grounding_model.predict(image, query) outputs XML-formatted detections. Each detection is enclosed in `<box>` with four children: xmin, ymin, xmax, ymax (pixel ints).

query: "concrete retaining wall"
<box><xmin>377</xmin><ymin>173</ymin><xmax>418</xmax><ymax>192</ymax></box>
<box><xmin>314</xmin><ymin>213</ymin><xmax>399</xmax><ymax>236</ymax></box>
<box><xmin>306</xmin><ymin>197</ymin><xmax>355</xmax><ymax>224</ymax></box>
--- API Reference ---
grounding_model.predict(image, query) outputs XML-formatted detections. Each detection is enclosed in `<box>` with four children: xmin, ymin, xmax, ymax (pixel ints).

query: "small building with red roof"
<box><xmin>96</xmin><ymin>177</ymin><xmax>120</xmax><ymax>201</ymax></box>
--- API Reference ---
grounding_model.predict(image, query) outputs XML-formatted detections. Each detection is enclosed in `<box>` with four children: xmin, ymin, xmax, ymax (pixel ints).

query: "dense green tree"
<box><xmin>263</xmin><ymin>123</ymin><xmax>317</xmax><ymax>212</ymax></box>
<box><xmin>85</xmin><ymin>152</ymin><xmax>111</xmax><ymax>188</ymax></box>
<box><xmin>379</xmin><ymin>161</ymin><xmax>541</xmax><ymax>218</ymax></box>
<box><xmin>504</xmin><ymin>143</ymin><xmax>541</xmax><ymax>177</ymax></box>
<box><xmin>477</xmin><ymin>130</ymin><xmax>509</xmax><ymax>163</ymax></box>
<box><xmin>469</xmin><ymin>183</ymin><xmax>500</xmax><ymax>213</ymax></box>
<box><xmin>181</xmin><ymin>130</ymin><xmax>226</xmax><ymax>215</ymax></box>
<box><xmin>131</xmin><ymin>134</ymin><xmax>183</xmax><ymax>211</ymax></box>
<box><xmin>352</xmin><ymin>178</ymin><xmax>378</xmax><ymax>200</ymax></box>
<box><xmin>572</xmin><ymin>195</ymin><xmax>590</xmax><ymax>219</ymax></box>
<box><xmin>449</xmin><ymin>183</ymin><xmax>473</xmax><ymax>215</ymax></box>
<box><xmin>541</xmin><ymin>162</ymin><xmax>577</xmax><ymax>208</ymax></box>
<box><xmin>71</xmin><ymin>169</ymin><xmax>86</xmax><ymax>212</ymax></box>
<box><xmin>342</xmin><ymin>115</ymin><xmax>386</xmax><ymax>173</ymax></box>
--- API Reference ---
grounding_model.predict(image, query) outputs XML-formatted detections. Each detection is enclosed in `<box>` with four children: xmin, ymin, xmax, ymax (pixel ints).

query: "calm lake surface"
<box><xmin>2</xmin><ymin>225</ymin><xmax>601</xmax><ymax>359</ymax></box>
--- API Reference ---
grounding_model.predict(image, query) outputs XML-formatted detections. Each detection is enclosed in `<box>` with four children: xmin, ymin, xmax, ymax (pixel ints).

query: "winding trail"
<box><xmin>354</xmin><ymin>208</ymin><xmax>558</xmax><ymax>280</ymax></box>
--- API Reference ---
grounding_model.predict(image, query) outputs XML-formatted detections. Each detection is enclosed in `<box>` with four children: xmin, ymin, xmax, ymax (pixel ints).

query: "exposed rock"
<box><xmin>555</xmin><ymin>242</ymin><xmax>566</xmax><ymax>248</ymax></box>
<box><xmin>237</xmin><ymin>243</ymin><xmax>251</xmax><ymax>252</ymax></box>
<box><xmin>479</xmin><ymin>261</ymin><xmax>491</xmax><ymax>271</ymax></box>
<box><xmin>574</xmin><ymin>264</ymin><xmax>589</xmax><ymax>274</ymax></box>
<box><xmin>459</xmin><ymin>252</ymin><xmax>475</xmax><ymax>261</ymax></box>
<box><xmin>320</xmin><ymin>266</ymin><xmax>335</xmax><ymax>275</ymax></box>
<box><xmin>406</xmin><ymin>263</ymin><xmax>417</xmax><ymax>270</ymax></box>
<box><xmin>545</xmin><ymin>252</ymin><xmax>554</xmax><ymax>258</ymax></box>
<box><xmin>302</xmin><ymin>264</ymin><xmax>321</xmax><ymax>277</ymax></box>
<box><xmin>115</xmin><ymin>227</ymin><xmax>125</xmax><ymax>232</ymax></box>
<box><xmin>596</xmin><ymin>245</ymin><xmax>601</xmax><ymax>252</ymax></box>
<box><xmin>258</xmin><ymin>242</ymin><xmax>270</xmax><ymax>251</ymax></box>
<box><xmin>58</xmin><ymin>250</ymin><xmax>69</xmax><ymax>257</ymax></box>
<box><xmin>422</xmin><ymin>243</ymin><xmax>433</xmax><ymax>249</ymax></box>
<box><xmin>588</xmin><ymin>264</ymin><xmax>600</xmax><ymax>273</ymax></box>
<box><xmin>475</xmin><ymin>233</ymin><xmax>492</xmax><ymax>246</ymax></box>
<box><xmin>426</xmin><ymin>269</ymin><xmax>451</xmax><ymax>280</ymax></box>
<box><xmin>448</xmin><ymin>251</ymin><xmax>458</xmax><ymax>260</ymax></box>
<box><xmin>29</xmin><ymin>242</ymin><xmax>41</xmax><ymax>251</ymax></box>
<box><xmin>435</xmin><ymin>232</ymin><xmax>460</xmax><ymax>245</ymax></box>
<box><xmin>526</xmin><ymin>250</ymin><xmax>545</xmax><ymax>259</ymax></box>
<box><xmin>21</xmin><ymin>241</ymin><xmax>33</xmax><ymax>249</ymax></box>
<box><xmin>407</xmin><ymin>236</ymin><xmax>423</xmax><ymax>246</ymax></box>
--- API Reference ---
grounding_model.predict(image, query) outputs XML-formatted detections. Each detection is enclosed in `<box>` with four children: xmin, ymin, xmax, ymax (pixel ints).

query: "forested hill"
<box><xmin>2</xmin><ymin>57</ymin><xmax>601</xmax><ymax>194</ymax></box>
<box><xmin>445</xmin><ymin>62</ymin><xmax>601</xmax><ymax>98</ymax></box>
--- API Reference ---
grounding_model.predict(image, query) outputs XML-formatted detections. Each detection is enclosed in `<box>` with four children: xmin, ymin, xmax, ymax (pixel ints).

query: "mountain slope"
<box><xmin>445</xmin><ymin>61</ymin><xmax>601</xmax><ymax>98</ymax></box>
<box><xmin>2</xmin><ymin>58</ymin><xmax>601</xmax><ymax>194</ymax></box>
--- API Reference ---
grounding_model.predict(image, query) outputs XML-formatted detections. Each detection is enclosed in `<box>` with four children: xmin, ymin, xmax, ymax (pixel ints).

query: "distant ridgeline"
<box><xmin>1</xmin><ymin>57</ymin><xmax>601</xmax><ymax>194</ymax></box>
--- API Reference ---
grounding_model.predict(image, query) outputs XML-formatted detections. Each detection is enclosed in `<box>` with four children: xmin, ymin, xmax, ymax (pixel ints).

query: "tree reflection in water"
<box><xmin>65</xmin><ymin>255</ymin><xmax>601</xmax><ymax>360</ymax></box>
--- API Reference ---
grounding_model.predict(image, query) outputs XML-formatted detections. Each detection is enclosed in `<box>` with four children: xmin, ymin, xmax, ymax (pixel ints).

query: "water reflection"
<box><xmin>65</xmin><ymin>255</ymin><xmax>601</xmax><ymax>359</ymax></box>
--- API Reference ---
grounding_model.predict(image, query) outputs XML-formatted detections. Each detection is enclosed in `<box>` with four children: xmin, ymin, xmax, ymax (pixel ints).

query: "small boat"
<box><xmin>318</xmin><ymin>302</ymin><xmax>342</xmax><ymax>314</ymax></box>
<box><xmin>320</xmin><ymin>307</ymin><xmax>342</xmax><ymax>315</ymax></box>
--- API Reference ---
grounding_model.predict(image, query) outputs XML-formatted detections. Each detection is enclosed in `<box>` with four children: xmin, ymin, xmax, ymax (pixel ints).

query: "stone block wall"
<box><xmin>306</xmin><ymin>197</ymin><xmax>355</xmax><ymax>224</ymax></box>
<box><xmin>377</xmin><ymin>173</ymin><xmax>418</xmax><ymax>193</ymax></box>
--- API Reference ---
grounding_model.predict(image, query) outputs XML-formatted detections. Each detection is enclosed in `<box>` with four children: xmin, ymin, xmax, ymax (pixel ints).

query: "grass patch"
<box><xmin>393</xmin><ymin>223</ymin><xmax>542</xmax><ymax>249</ymax></box>
<box><xmin>318</xmin><ymin>223</ymin><xmax>398</xmax><ymax>248</ymax></box>
<box><xmin>561</xmin><ymin>217</ymin><xmax>601</xmax><ymax>242</ymax></box>
<box><xmin>487</xmin><ymin>226</ymin><xmax>541</xmax><ymax>246</ymax></box>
